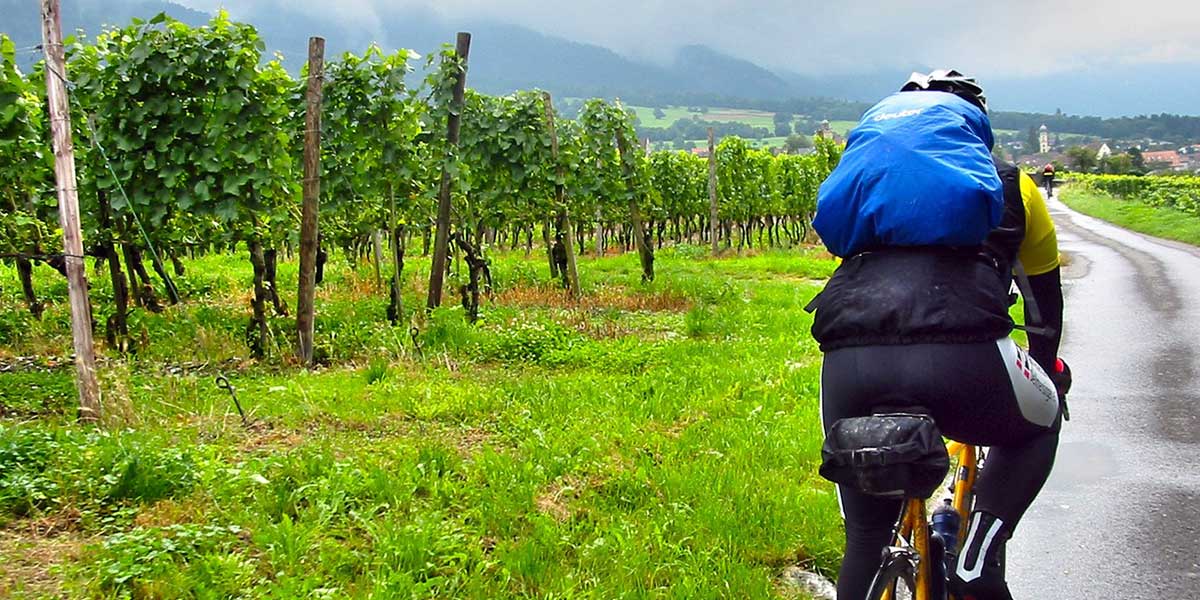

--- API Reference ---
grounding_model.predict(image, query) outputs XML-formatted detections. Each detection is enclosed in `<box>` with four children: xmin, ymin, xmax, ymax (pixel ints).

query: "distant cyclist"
<box><xmin>807</xmin><ymin>70</ymin><xmax>1070</xmax><ymax>600</ymax></box>
<box><xmin>1042</xmin><ymin>163</ymin><xmax>1056</xmax><ymax>199</ymax></box>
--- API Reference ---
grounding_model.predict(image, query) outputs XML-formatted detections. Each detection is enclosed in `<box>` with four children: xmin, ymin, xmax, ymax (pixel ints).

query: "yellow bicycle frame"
<box><xmin>945</xmin><ymin>441</ymin><xmax>978</xmax><ymax>548</ymax></box>
<box><xmin>882</xmin><ymin>441</ymin><xmax>979</xmax><ymax>600</ymax></box>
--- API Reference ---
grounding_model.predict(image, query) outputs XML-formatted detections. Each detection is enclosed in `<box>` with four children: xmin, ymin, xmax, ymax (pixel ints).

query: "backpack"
<box><xmin>813</xmin><ymin>92</ymin><xmax>1004</xmax><ymax>258</ymax></box>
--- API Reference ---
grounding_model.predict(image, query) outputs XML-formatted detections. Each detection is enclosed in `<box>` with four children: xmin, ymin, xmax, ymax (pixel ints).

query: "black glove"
<box><xmin>1050</xmin><ymin>358</ymin><xmax>1072</xmax><ymax>421</ymax></box>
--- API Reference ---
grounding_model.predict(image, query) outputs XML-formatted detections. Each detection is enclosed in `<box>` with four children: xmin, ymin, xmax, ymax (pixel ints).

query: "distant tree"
<box><xmin>1026</xmin><ymin>126</ymin><xmax>1040</xmax><ymax>153</ymax></box>
<box><xmin>793</xmin><ymin>117</ymin><xmax>817</xmax><ymax>136</ymax></box>
<box><xmin>1099</xmin><ymin>154</ymin><xmax>1134</xmax><ymax>174</ymax></box>
<box><xmin>773</xmin><ymin>112</ymin><xmax>796</xmax><ymax>136</ymax></box>
<box><xmin>1065</xmin><ymin>146</ymin><xmax>1098</xmax><ymax>172</ymax></box>
<box><xmin>783</xmin><ymin>133</ymin><xmax>813</xmax><ymax>154</ymax></box>
<box><xmin>653</xmin><ymin>107</ymin><xmax>666</xmax><ymax>120</ymax></box>
<box><xmin>1127</xmin><ymin>147</ymin><xmax>1145</xmax><ymax>170</ymax></box>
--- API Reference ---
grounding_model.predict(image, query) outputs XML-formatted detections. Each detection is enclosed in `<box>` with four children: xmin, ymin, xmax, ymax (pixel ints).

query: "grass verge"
<box><xmin>1060</xmin><ymin>188</ymin><xmax>1200</xmax><ymax>247</ymax></box>
<box><xmin>1</xmin><ymin>246</ymin><xmax>842</xmax><ymax>598</ymax></box>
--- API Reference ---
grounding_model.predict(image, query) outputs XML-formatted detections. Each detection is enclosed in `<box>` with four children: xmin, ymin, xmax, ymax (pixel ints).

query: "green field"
<box><xmin>0</xmin><ymin>247</ymin><xmax>843</xmax><ymax>598</ymax></box>
<box><xmin>628</xmin><ymin>104</ymin><xmax>862</xmax><ymax>152</ymax></box>
<box><xmin>630</xmin><ymin>105</ymin><xmax>780</xmax><ymax>130</ymax></box>
<box><xmin>827</xmin><ymin>121</ymin><xmax>857</xmax><ymax>136</ymax></box>
<box><xmin>1060</xmin><ymin>186</ymin><xmax>1200</xmax><ymax>246</ymax></box>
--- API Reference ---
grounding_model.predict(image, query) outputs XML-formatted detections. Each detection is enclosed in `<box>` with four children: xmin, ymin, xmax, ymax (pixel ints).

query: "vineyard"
<box><xmin>1059</xmin><ymin>174</ymin><xmax>1200</xmax><ymax>247</ymax></box>
<box><xmin>1067</xmin><ymin>174</ymin><xmax>1200</xmax><ymax>217</ymax></box>
<box><xmin>0</xmin><ymin>12</ymin><xmax>841</xmax><ymax>362</ymax></box>
<box><xmin>0</xmin><ymin>11</ymin><xmax>847</xmax><ymax>599</ymax></box>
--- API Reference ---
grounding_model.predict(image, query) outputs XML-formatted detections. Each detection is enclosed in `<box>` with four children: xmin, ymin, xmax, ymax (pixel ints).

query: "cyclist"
<box><xmin>1042</xmin><ymin>163</ymin><xmax>1056</xmax><ymax>199</ymax></box>
<box><xmin>808</xmin><ymin>70</ymin><xmax>1069</xmax><ymax>600</ymax></box>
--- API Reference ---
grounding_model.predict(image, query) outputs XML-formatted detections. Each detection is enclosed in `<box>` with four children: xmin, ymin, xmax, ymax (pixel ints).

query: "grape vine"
<box><xmin>0</xmin><ymin>14</ymin><xmax>843</xmax><ymax>359</ymax></box>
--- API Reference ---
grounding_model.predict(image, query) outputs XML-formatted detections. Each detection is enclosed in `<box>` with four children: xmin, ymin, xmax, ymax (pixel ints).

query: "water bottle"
<box><xmin>930</xmin><ymin>498</ymin><xmax>961</xmax><ymax>571</ymax></box>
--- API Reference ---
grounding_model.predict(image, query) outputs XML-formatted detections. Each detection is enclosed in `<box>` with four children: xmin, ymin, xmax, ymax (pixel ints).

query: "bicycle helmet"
<box><xmin>1043</xmin><ymin>163</ymin><xmax>1055</xmax><ymax>175</ymax></box>
<box><xmin>900</xmin><ymin>69</ymin><xmax>988</xmax><ymax>114</ymax></box>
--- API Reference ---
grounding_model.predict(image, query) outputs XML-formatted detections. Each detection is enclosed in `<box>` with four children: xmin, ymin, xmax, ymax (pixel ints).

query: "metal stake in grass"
<box><xmin>409</xmin><ymin>326</ymin><xmax>424</xmax><ymax>359</ymax></box>
<box><xmin>216</xmin><ymin>375</ymin><xmax>248</xmax><ymax>427</ymax></box>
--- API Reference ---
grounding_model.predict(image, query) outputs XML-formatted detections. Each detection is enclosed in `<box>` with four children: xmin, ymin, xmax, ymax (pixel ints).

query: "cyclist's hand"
<box><xmin>1050</xmin><ymin>358</ymin><xmax>1072</xmax><ymax>399</ymax></box>
<box><xmin>1050</xmin><ymin>358</ymin><xmax>1072</xmax><ymax>421</ymax></box>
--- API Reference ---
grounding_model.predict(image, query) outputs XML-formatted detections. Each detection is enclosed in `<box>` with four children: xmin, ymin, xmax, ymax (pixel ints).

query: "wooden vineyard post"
<box><xmin>614</xmin><ymin>127</ymin><xmax>654</xmax><ymax>282</ymax></box>
<box><xmin>41</xmin><ymin>0</ymin><xmax>101</xmax><ymax>421</ymax></box>
<box><xmin>594</xmin><ymin>206</ymin><xmax>603</xmax><ymax>256</ymax></box>
<box><xmin>371</xmin><ymin>230</ymin><xmax>384</xmax><ymax>290</ymax></box>
<box><xmin>427</xmin><ymin>32</ymin><xmax>471</xmax><ymax>311</ymax></box>
<box><xmin>542</xmin><ymin>217</ymin><xmax>558</xmax><ymax>280</ymax></box>
<box><xmin>387</xmin><ymin>185</ymin><xmax>406</xmax><ymax>325</ymax></box>
<box><xmin>541</xmin><ymin>92</ymin><xmax>580</xmax><ymax>297</ymax></box>
<box><xmin>297</xmin><ymin>36</ymin><xmax>324</xmax><ymax>366</ymax></box>
<box><xmin>708</xmin><ymin>127</ymin><xmax>718</xmax><ymax>256</ymax></box>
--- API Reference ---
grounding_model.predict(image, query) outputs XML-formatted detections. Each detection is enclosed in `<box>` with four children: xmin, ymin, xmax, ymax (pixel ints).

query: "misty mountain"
<box><xmin>988</xmin><ymin>64</ymin><xmax>1200</xmax><ymax>119</ymax></box>
<box><xmin>1</xmin><ymin>0</ymin><xmax>209</xmax><ymax>51</ymax></box>
<box><xmin>246</xmin><ymin>8</ymin><xmax>799</xmax><ymax>100</ymax></box>
<box><xmin>670</xmin><ymin>45</ymin><xmax>795</xmax><ymax>99</ymax></box>
<box><xmin>5</xmin><ymin>0</ymin><xmax>1200</xmax><ymax>118</ymax></box>
<box><xmin>780</xmin><ymin>68</ymin><xmax>909</xmax><ymax>104</ymax></box>
<box><xmin>1</xmin><ymin>1</ymin><xmax>801</xmax><ymax>100</ymax></box>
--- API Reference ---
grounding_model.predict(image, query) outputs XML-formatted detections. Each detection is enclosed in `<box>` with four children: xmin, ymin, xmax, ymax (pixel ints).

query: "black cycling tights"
<box><xmin>820</xmin><ymin>341</ymin><xmax>1060</xmax><ymax>600</ymax></box>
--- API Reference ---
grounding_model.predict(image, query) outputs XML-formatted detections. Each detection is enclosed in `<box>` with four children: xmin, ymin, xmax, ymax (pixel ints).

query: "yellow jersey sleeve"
<box><xmin>1017</xmin><ymin>172</ymin><xmax>1059</xmax><ymax>275</ymax></box>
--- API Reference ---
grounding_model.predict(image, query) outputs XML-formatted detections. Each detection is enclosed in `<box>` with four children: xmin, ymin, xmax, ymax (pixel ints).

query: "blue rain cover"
<box><xmin>814</xmin><ymin>92</ymin><xmax>1003</xmax><ymax>258</ymax></box>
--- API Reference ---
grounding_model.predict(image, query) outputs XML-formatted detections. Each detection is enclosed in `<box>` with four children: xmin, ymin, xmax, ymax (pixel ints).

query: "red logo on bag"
<box><xmin>1015</xmin><ymin>356</ymin><xmax>1031</xmax><ymax>380</ymax></box>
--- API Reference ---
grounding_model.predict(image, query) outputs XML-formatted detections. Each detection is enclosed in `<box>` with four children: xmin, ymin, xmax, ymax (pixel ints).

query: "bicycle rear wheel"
<box><xmin>865</xmin><ymin>555</ymin><xmax>918</xmax><ymax>600</ymax></box>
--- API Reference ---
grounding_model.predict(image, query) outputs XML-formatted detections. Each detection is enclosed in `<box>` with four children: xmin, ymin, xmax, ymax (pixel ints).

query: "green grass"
<box><xmin>630</xmin><ymin>105</ymin><xmax>710</xmax><ymax>128</ymax></box>
<box><xmin>746</xmin><ymin>136</ymin><xmax>789</xmax><ymax>150</ymax></box>
<box><xmin>827</xmin><ymin>121</ymin><xmax>858</xmax><ymax>136</ymax></box>
<box><xmin>657</xmin><ymin>136</ymin><xmax>789</xmax><ymax>153</ymax></box>
<box><xmin>630</xmin><ymin>105</ymin><xmax>779</xmax><ymax>130</ymax></box>
<box><xmin>1060</xmin><ymin>187</ymin><xmax>1200</xmax><ymax>246</ymax></box>
<box><xmin>627</xmin><ymin>103</ymin><xmax>858</xmax><ymax>152</ymax></box>
<box><xmin>0</xmin><ymin>245</ymin><xmax>842</xmax><ymax>598</ymax></box>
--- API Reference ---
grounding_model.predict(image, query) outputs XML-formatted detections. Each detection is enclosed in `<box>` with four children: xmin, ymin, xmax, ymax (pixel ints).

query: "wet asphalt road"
<box><xmin>1007</xmin><ymin>191</ymin><xmax>1200</xmax><ymax>597</ymax></box>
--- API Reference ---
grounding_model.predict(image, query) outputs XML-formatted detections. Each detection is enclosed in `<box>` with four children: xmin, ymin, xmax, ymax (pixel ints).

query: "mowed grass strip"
<box><xmin>1060</xmin><ymin>187</ymin><xmax>1200</xmax><ymax>247</ymax></box>
<box><xmin>0</xmin><ymin>247</ymin><xmax>842</xmax><ymax>598</ymax></box>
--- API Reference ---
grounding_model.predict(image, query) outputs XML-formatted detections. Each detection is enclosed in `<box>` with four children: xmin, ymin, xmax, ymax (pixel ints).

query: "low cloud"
<box><xmin>180</xmin><ymin>0</ymin><xmax>1200</xmax><ymax>78</ymax></box>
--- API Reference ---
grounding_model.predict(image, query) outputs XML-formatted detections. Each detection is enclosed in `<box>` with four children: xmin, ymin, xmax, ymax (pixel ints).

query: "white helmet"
<box><xmin>900</xmin><ymin>69</ymin><xmax>988</xmax><ymax>114</ymax></box>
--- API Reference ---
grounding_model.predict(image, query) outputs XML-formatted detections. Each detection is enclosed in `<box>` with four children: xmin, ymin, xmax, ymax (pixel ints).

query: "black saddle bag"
<box><xmin>819</xmin><ymin>413</ymin><xmax>950</xmax><ymax>498</ymax></box>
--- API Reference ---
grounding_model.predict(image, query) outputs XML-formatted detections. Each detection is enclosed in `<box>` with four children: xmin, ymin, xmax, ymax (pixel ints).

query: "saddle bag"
<box><xmin>819</xmin><ymin>413</ymin><xmax>950</xmax><ymax>498</ymax></box>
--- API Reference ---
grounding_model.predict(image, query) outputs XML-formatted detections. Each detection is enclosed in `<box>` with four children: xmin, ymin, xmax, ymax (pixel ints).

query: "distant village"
<box><xmin>1000</xmin><ymin>125</ymin><xmax>1200</xmax><ymax>174</ymax></box>
<box><xmin>667</xmin><ymin>117</ymin><xmax>1200</xmax><ymax>176</ymax></box>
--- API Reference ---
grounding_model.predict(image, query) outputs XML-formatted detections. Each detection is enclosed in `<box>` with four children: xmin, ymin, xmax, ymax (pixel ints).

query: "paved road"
<box><xmin>1008</xmin><ymin>191</ymin><xmax>1200</xmax><ymax>597</ymax></box>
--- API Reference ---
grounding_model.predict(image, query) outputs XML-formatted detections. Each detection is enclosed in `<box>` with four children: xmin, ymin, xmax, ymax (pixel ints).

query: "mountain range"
<box><xmin>3</xmin><ymin>0</ymin><xmax>1199</xmax><ymax>118</ymax></box>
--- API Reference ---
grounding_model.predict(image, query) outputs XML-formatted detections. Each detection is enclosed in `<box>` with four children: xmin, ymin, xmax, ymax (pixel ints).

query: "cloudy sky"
<box><xmin>177</xmin><ymin>0</ymin><xmax>1200</xmax><ymax>77</ymax></box>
